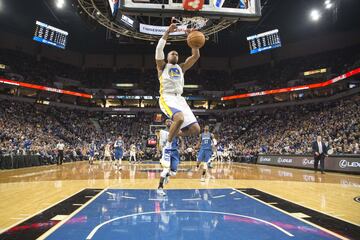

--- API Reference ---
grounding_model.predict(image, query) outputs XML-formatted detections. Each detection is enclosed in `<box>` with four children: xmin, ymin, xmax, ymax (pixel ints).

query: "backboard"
<box><xmin>77</xmin><ymin>0</ymin><xmax>261</xmax><ymax>41</ymax></box>
<box><xmin>119</xmin><ymin>0</ymin><xmax>261</xmax><ymax>20</ymax></box>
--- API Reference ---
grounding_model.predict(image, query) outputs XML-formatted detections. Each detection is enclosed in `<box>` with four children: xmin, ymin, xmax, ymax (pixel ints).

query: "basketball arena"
<box><xmin>0</xmin><ymin>0</ymin><xmax>359</xmax><ymax>239</ymax></box>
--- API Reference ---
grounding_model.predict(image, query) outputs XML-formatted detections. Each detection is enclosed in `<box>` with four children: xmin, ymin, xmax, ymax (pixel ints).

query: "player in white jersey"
<box><xmin>217</xmin><ymin>143</ymin><xmax>224</xmax><ymax>162</ymax></box>
<box><xmin>158</xmin><ymin>120</ymin><xmax>173</xmax><ymax>152</ymax></box>
<box><xmin>157</xmin><ymin>119</ymin><xmax>184</xmax><ymax>196</ymax></box>
<box><xmin>155</xmin><ymin>23</ymin><xmax>201</xmax><ymax>158</ymax></box>
<box><xmin>129</xmin><ymin>144</ymin><xmax>137</xmax><ymax>164</ymax></box>
<box><xmin>103</xmin><ymin>142</ymin><xmax>112</xmax><ymax>162</ymax></box>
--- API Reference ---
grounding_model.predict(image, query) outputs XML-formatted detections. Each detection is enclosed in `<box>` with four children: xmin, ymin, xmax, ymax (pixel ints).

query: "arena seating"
<box><xmin>1</xmin><ymin>45</ymin><xmax>359</xmax><ymax>94</ymax></box>
<box><xmin>1</xmin><ymin>97</ymin><xmax>358</xmax><ymax>168</ymax></box>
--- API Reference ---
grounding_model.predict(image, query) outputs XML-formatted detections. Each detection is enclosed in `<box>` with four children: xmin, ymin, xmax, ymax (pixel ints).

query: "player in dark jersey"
<box><xmin>89</xmin><ymin>141</ymin><xmax>96</xmax><ymax>165</ymax></box>
<box><xmin>157</xmin><ymin>119</ymin><xmax>185</xmax><ymax>196</ymax></box>
<box><xmin>114</xmin><ymin>135</ymin><xmax>124</xmax><ymax>170</ymax></box>
<box><xmin>195</xmin><ymin>125</ymin><xmax>216</xmax><ymax>182</ymax></box>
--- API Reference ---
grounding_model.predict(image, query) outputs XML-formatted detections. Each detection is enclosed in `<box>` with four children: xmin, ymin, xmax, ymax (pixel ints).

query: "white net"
<box><xmin>172</xmin><ymin>16</ymin><xmax>209</xmax><ymax>31</ymax></box>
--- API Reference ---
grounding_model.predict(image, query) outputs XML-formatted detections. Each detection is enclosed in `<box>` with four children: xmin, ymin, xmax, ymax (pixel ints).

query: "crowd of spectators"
<box><xmin>0</xmin><ymin>100</ymin><xmax>90</xmax><ymax>165</ymax></box>
<box><xmin>0</xmin><ymin>97</ymin><xmax>359</xmax><ymax>168</ymax></box>
<box><xmin>217</xmin><ymin>99</ymin><xmax>360</xmax><ymax>155</ymax></box>
<box><xmin>231</xmin><ymin>45</ymin><xmax>360</xmax><ymax>92</ymax></box>
<box><xmin>0</xmin><ymin>100</ymin><xmax>155</xmax><ymax>165</ymax></box>
<box><xmin>1</xmin><ymin>45</ymin><xmax>359</xmax><ymax>95</ymax></box>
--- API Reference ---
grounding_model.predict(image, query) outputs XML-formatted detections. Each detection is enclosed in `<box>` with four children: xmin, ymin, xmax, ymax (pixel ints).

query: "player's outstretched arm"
<box><xmin>155</xmin><ymin>24</ymin><xmax>177</xmax><ymax>74</ymax></box>
<box><xmin>180</xmin><ymin>47</ymin><xmax>200</xmax><ymax>73</ymax></box>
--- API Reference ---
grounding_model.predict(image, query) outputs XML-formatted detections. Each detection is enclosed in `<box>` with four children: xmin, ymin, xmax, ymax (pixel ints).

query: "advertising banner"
<box><xmin>257</xmin><ymin>155</ymin><xmax>360</xmax><ymax>174</ymax></box>
<box><xmin>139</xmin><ymin>23</ymin><xmax>187</xmax><ymax>36</ymax></box>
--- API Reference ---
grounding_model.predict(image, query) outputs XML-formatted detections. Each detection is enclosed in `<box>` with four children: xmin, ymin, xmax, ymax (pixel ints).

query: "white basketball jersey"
<box><xmin>159</xmin><ymin>129</ymin><xmax>169</xmax><ymax>148</ymax></box>
<box><xmin>130</xmin><ymin>145</ymin><xmax>136</xmax><ymax>153</ymax></box>
<box><xmin>159</xmin><ymin>63</ymin><xmax>184</xmax><ymax>95</ymax></box>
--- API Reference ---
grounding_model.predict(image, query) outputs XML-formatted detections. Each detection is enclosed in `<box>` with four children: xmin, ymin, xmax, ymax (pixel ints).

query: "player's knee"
<box><xmin>173</xmin><ymin>112</ymin><xmax>184</xmax><ymax>124</ymax></box>
<box><xmin>161</xmin><ymin>168</ymin><xmax>169</xmax><ymax>178</ymax></box>
<box><xmin>203</xmin><ymin>163</ymin><xmax>208</xmax><ymax>170</ymax></box>
<box><xmin>191</xmin><ymin>124</ymin><xmax>200</xmax><ymax>135</ymax></box>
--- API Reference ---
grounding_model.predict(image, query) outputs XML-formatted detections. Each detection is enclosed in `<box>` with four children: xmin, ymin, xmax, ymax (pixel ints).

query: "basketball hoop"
<box><xmin>171</xmin><ymin>16</ymin><xmax>209</xmax><ymax>31</ymax></box>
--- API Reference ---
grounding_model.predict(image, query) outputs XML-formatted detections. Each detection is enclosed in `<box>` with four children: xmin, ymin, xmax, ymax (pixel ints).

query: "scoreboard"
<box><xmin>247</xmin><ymin>29</ymin><xmax>281</xmax><ymax>54</ymax></box>
<box><xmin>33</xmin><ymin>21</ymin><xmax>68</xmax><ymax>49</ymax></box>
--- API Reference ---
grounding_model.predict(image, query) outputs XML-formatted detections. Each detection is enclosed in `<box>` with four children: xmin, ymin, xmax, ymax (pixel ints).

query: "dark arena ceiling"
<box><xmin>0</xmin><ymin>0</ymin><xmax>359</xmax><ymax>56</ymax></box>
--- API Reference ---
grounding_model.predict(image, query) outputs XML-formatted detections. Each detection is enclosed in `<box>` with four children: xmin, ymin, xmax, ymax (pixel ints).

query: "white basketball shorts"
<box><xmin>159</xmin><ymin>93</ymin><xmax>198</xmax><ymax>130</ymax></box>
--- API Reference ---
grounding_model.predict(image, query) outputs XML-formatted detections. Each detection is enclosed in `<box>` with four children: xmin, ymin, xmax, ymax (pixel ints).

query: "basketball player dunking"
<box><xmin>155</xmin><ymin>23</ymin><xmax>201</xmax><ymax>174</ymax></box>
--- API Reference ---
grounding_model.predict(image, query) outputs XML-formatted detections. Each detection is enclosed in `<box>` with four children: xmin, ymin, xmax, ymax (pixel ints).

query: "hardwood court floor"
<box><xmin>0</xmin><ymin>161</ymin><xmax>359</xmax><ymax>232</ymax></box>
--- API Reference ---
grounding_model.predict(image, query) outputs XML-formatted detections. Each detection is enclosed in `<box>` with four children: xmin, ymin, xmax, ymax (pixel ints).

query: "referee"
<box><xmin>56</xmin><ymin>141</ymin><xmax>65</xmax><ymax>165</ymax></box>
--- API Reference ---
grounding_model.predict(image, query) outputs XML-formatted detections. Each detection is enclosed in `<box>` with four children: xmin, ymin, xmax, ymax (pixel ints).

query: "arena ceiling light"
<box><xmin>310</xmin><ymin>9</ymin><xmax>321</xmax><ymax>21</ymax></box>
<box><xmin>325</xmin><ymin>2</ymin><xmax>333</xmax><ymax>9</ymax></box>
<box><xmin>184</xmin><ymin>84</ymin><xmax>200</xmax><ymax>89</ymax></box>
<box><xmin>115</xmin><ymin>83</ymin><xmax>134</xmax><ymax>88</ymax></box>
<box><xmin>56</xmin><ymin>0</ymin><xmax>65</xmax><ymax>9</ymax></box>
<box><xmin>0</xmin><ymin>0</ymin><xmax>4</xmax><ymax>12</ymax></box>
